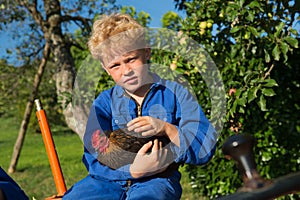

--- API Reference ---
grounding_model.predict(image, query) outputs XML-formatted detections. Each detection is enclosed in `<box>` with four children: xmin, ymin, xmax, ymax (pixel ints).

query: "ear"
<box><xmin>144</xmin><ymin>48</ymin><xmax>151</xmax><ymax>61</ymax></box>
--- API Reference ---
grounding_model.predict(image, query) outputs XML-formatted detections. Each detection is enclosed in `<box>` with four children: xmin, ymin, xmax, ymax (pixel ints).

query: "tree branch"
<box><xmin>69</xmin><ymin>39</ymin><xmax>86</xmax><ymax>51</ymax></box>
<box><xmin>17</xmin><ymin>0</ymin><xmax>47</xmax><ymax>30</ymax></box>
<box><xmin>61</xmin><ymin>15</ymin><xmax>92</xmax><ymax>33</ymax></box>
<box><xmin>263</xmin><ymin>63</ymin><xmax>275</xmax><ymax>79</ymax></box>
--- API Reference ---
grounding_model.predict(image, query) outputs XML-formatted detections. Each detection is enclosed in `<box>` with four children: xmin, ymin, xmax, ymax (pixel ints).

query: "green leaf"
<box><xmin>235</xmin><ymin>88</ymin><xmax>242</xmax><ymax>97</ymax></box>
<box><xmin>289</xmin><ymin>29</ymin><xmax>299</xmax><ymax>36</ymax></box>
<box><xmin>272</xmin><ymin>45</ymin><xmax>280</xmax><ymax>61</ymax></box>
<box><xmin>230</xmin><ymin>47</ymin><xmax>238</xmax><ymax>58</ymax></box>
<box><xmin>230</xmin><ymin>26</ymin><xmax>240</xmax><ymax>33</ymax></box>
<box><xmin>248</xmin><ymin>26</ymin><xmax>259</xmax><ymax>37</ymax></box>
<box><xmin>238</xmin><ymin>0</ymin><xmax>245</xmax><ymax>7</ymax></box>
<box><xmin>248</xmin><ymin>87</ymin><xmax>258</xmax><ymax>103</ymax></box>
<box><xmin>262</xmin><ymin>79</ymin><xmax>278</xmax><ymax>87</ymax></box>
<box><xmin>284</xmin><ymin>36</ymin><xmax>299</xmax><ymax>48</ymax></box>
<box><xmin>280</xmin><ymin>41</ymin><xmax>289</xmax><ymax>55</ymax></box>
<box><xmin>239</xmin><ymin>106</ymin><xmax>245</xmax><ymax>113</ymax></box>
<box><xmin>246</xmin><ymin>12</ymin><xmax>255</xmax><ymax>22</ymax></box>
<box><xmin>243</xmin><ymin>71</ymin><xmax>255</xmax><ymax>84</ymax></box>
<box><xmin>258</xmin><ymin>95</ymin><xmax>267</xmax><ymax>111</ymax></box>
<box><xmin>280</xmin><ymin>41</ymin><xmax>289</xmax><ymax>62</ymax></box>
<box><xmin>232</xmin><ymin>99</ymin><xmax>238</xmax><ymax>114</ymax></box>
<box><xmin>261</xmin><ymin>88</ymin><xmax>276</xmax><ymax>97</ymax></box>
<box><xmin>264</xmin><ymin>49</ymin><xmax>271</xmax><ymax>63</ymax></box>
<box><xmin>262</xmin><ymin>151</ymin><xmax>272</xmax><ymax>162</ymax></box>
<box><xmin>228</xmin><ymin>2</ymin><xmax>240</xmax><ymax>10</ymax></box>
<box><xmin>237</xmin><ymin>96</ymin><xmax>247</xmax><ymax>106</ymax></box>
<box><xmin>248</xmin><ymin>1</ymin><xmax>263</xmax><ymax>11</ymax></box>
<box><xmin>274</xmin><ymin>22</ymin><xmax>285</xmax><ymax>37</ymax></box>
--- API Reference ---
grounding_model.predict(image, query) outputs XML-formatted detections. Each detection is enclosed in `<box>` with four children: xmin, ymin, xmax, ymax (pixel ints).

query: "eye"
<box><xmin>108</xmin><ymin>63</ymin><xmax>120</xmax><ymax>69</ymax></box>
<box><xmin>127</xmin><ymin>56</ymin><xmax>137</xmax><ymax>63</ymax></box>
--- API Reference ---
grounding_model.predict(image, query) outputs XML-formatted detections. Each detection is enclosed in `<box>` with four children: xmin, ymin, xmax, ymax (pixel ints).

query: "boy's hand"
<box><xmin>127</xmin><ymin>116</ymin><xmax>166</xmax><ymax>137</ymax></box>
<box><xmin>127</xmin><ymin>116</ymin><xmax>180</xmax><ymax>146</ymax></box>
<box><xmin>129</xmin><ymin>139</ymin><xmax>170</xmax><ymax>178</ymax></box>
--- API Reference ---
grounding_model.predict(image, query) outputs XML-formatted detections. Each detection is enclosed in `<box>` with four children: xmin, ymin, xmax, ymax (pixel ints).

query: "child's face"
<box><xmin>103</xmin><ymin>49</ymin><xmax>152</xmax><ymax>94</ymax></box>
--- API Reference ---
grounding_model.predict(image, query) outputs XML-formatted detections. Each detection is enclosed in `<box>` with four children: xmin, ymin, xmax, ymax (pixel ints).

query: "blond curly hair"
<box><xmin>88</xmin><ymin>13</ymin><xmax>147</xmax><ymax>65</ymax></box>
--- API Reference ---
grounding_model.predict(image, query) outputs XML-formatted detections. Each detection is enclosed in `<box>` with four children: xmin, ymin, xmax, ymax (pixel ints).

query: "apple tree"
<box><xmin>169</xmin><ymin>0</ymin><xmax>299</xmax><ymax>198</ymax></box>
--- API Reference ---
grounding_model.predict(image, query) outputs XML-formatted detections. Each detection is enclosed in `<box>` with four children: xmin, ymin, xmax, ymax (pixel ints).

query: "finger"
<box><xmin>127</xmin><ymin>116</ymin><xmax>147</xmax><ymax>127</ymax></box>
<box><xmin>159</xmin><ymin>140</ymin><xmax>163</xmax><ymax>148</ymax></box>
<box><xmin>141</xmin><ymin>130</ymin><xmax>155</xmax><ymax>137</ymax></box>
<box><xmin>133</xmin><ymin>123</ymin><xmax>152</xmax><ymax>132</ymax></box>
<box><xmin>157</xmin><ymin>141</ymin><xmax>163</xmax><ymax>158</ymax></box>
<box><xmin>137</xmin><ymin>141</ymin><xmax>153</xmax><ymax>155</ymax></box>
<box><xmin>126</xmin><ymin>117</ymin><xmax>140</xmax><ymax>127</ymax></box>
<box><xmin>127</xmin><ymin>121</ymin><xmax>139</xmax><ymax>131</ymax></box>
<box><xmin>127</xmin><ymin>118</ymin><xmax>148</xmax><ymax>131</ymax></box>
<box><xmin>134</xmin><ymin>125</ymin><xmax>153</xmax><ymax>135</ymax></box>
<box><xmin>152</xmin><ymin>139</ymin><xmax>159</xmax><ymax>152</ymax></box>
<box><xmin>159</xmin><ymin>142</ymin><xmax>168</xmax><ymax>160</ymax></box>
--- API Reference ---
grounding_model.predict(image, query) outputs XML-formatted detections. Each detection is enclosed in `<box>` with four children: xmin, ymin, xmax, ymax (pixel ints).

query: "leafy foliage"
<box><xmin>0</xmin><ymin>60</ymin><xmax>20</xmax><ymax>117</ymax></box>
<box><xmin>169</xmin><ymin>0</ymin><xmax>300</xmax><ymax>198</ymax></box>
<box><xmin>120</xmin><ymin>6</ymin><xmax>151</xmax><ymax>27</ymax></box>
<box><xmin>161</xmin><ymin>11</ymin><xmax>182</xmax><ymax>30</ymax></box>
<box><xmin>0</xmin><ymin>59</ymin><xmax>66</xmax><ymax>131</ymax></box>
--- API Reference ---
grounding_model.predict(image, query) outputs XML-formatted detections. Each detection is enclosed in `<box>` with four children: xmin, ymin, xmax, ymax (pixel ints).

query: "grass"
<box><xmin>0</xmin><ymin>116</ymin><xmax>87</xmax><ymax>199</ymax></box>
<box><xmin>0</xmin><ymin>116</ymin><xmax>205</xmax><ymax>200</ymax></box>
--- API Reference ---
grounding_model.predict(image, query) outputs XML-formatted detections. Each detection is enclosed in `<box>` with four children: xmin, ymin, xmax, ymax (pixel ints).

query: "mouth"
<box><xmin>124</xmin><ymin>77</ymin><xmax>138</xmax><ymax>84</ymax></box>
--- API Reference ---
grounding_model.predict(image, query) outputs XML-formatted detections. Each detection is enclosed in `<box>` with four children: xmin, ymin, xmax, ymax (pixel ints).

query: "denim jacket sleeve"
<box><xmin>171</xmin><ymin>84</ymin><xmax>218</xmax><ymax>165</ymax></box>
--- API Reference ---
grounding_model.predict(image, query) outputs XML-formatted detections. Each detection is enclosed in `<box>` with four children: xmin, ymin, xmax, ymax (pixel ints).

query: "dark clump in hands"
<box><xmin>91</xmin><ymin>128</ymin><xmax>171</xmax><ymax>170</ymax></box>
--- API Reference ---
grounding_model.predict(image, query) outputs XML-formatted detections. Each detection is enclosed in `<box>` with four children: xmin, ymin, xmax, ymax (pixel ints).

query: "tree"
<box><xmin>0</xmin><ymin>0</ymin><xmax>120</xmax><ymax>172</ymax></box>
<box><xmin>169</xmin><ymin>0</ymin><xmax>299</xmax><ymax>198</ymax></box>
<box><xmin>0</xmin><ymin>0</ymin><xmax>120</xmax><ymax>136</ymax></box>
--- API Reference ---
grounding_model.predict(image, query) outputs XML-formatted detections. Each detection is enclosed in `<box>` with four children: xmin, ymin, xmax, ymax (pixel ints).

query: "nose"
<box><xmin>121</xmin><ymin>63</ymin><xmax>132</xmax><ymax>75</ymax></box>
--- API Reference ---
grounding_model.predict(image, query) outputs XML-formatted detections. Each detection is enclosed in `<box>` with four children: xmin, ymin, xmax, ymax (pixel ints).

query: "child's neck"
<box><xmin>126</xmin><ymin>83</ymin><xmax>152</xmax><ymax>106</ymax></box>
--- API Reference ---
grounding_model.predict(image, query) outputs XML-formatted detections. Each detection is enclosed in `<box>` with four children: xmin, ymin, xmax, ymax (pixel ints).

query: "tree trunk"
<box><xmin>44</xmin><ymin>0</ymin><xmax>87</xmax><ymax>138</ymax></box>
<box><xmin>8</xmin><ymin>42</ymin><xmax>50</xmax><ymax>173</ymax></box>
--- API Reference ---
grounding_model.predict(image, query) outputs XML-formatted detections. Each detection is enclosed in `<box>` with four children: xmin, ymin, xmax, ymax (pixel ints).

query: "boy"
<box><xmin>63</xmin><ymin>13</ymin><xmax>217</xmax><ymax>199</ymax></box>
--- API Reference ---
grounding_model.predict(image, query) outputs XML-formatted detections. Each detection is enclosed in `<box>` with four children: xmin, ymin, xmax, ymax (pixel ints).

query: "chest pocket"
<box><xmin>148</xmin><ymin>104</ymin><xmax>176</xmax><ymax>124</ymax></box>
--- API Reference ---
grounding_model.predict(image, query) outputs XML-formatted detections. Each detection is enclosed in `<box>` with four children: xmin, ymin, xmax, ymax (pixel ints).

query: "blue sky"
<box><xmin>116</xmin><ymin>0</ymin><xmax>185</xmax><ymax>27</ymax></box>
